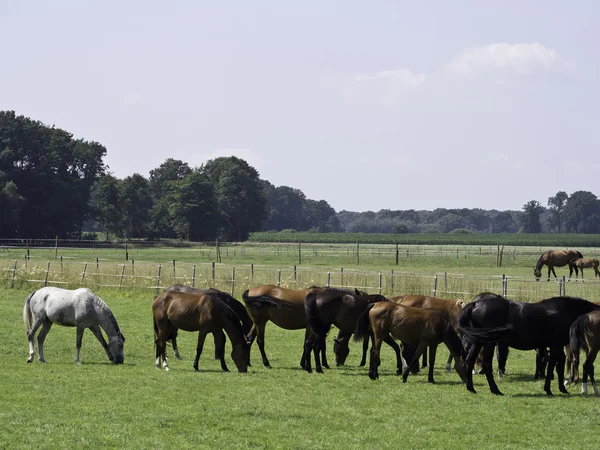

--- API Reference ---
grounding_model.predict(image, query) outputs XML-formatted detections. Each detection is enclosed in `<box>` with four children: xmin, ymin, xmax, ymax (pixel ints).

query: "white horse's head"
<box><xmin>109</xmin><ymin>331</ymin><xmax>125</xmax><ymax>364</ymax></box>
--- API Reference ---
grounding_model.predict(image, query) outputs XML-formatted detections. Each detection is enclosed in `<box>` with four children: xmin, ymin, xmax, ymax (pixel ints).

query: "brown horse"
<box><xmin>242</xmin><ymin>285</ymin><xmax>331</xmax><ymax>370</ymax></box>
<box><xmin>304</xmin><ymin>289</ymin><xmax>403</xmax><ymax>373</ymax></box>
<box><xmin>565</xmin><ymin>301</ymin><xmax>600</xmax><ymax>384</ymax></box>
<box><xmin>153</xmin><ymin>290</ymin><xmax>249</xmax><ymax>372</ymax></box>
<box><xmin>568</xmin><ymin>310</ymin><xmax>600</xmax><ymax>396</ymax></box>
<box><xmin>392</xmin><ymin>294</ymin><xmax>465</xmax><ymax>373</ymax></box>
<box><xmin>572</xmin><ymin>258</ymin><xmax>600</xmax><ymax>279</ymax></box>
<box><xmin>165</xmin><ymin>284</ymin><xmax>253</xmax><ymax>371</ymax></box>
<box><xmin>533</xmin><ymin>249</ymin><xmax>582</xmax><ymax>281</ymax></box>
<box><xmin>354</xmin><ymin>301</ymin><xmax>467</xmax><ymax>383</ymax></box>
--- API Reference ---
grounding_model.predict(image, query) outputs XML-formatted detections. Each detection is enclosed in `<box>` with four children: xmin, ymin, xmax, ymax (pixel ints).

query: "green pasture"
<box><xmin>1</xmin><ymin>287</ymin><xmax>599</xmax><ymax>449</ymax></box>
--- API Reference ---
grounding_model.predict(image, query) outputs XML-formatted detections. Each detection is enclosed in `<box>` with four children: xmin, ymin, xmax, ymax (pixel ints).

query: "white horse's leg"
<box><xmin>37</xmin><ymin>320</ymin><xmax>53</xmax><ymax>364</ymax></box>
<box><xmin>89</xmin><ymin>325</ymin><xmax>112</xmax><ymax>362</ymax></box>
<box><xmin>593</xmin><ymin>381</ymin><xmax>599</xmax><ymax>396</ymax></box>
<box><xmin>582</xmin><ymin>382</ymin><xmax>588</xmax><ymax>397</ymax></box>
<box><xmin>75</xmin><ymin>327</ymin><xmax>85</xmax><ymax>364</ymax></box>
<box><xmin>26</xmin><ymin>317</ymin><xmax>45</xmax><ymax>363</ymax></box>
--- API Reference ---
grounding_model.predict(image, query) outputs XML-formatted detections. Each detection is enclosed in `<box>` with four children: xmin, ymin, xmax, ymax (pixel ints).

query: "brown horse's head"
<box><xmin>454</xmin><ymin>355</ymin><xmax>468</xmax><ymax>383</ymax></box>
<box><xmin>231</xmin><ymin>342</ymin><xmax>250</xmax><ymax>373</ymax></box>
<box><xmin>533</xmin><ymin>268</ymin><xmax>542</xmax><ymax>281</ymax></box>
<box><xmin>333</xmin><ymin>336</ymin><xmax>350</xmax><ymax>366</ymax></box>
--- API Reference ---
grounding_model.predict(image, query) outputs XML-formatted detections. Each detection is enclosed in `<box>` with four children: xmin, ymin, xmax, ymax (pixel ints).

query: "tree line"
<box><xmin>1</xmin><ymin>110</ymin><xmax>599</xmax><ymax>240</ymax></box>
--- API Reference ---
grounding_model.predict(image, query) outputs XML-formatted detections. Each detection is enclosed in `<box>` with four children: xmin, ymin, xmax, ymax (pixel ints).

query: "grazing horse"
<box><xmin>457</xmin><ymin>293</ymin><xmax>600</xmax><ymax>395</ymax></box>
<box><xmin>568</xmin><ymin>310</ymin><xmax>600</xmax><ymax>396</ymax></box>
<box><xmin>23</xmin><ymin>287</ymin><xmax>125</xmax><ymax>364</ymax></box>
<box><xmin>165</xmin><ymin>284</ymin><xmax>253</xmax><ymax>371</ymax></box>
<box><xmin>392</xmin><ymin>295</ymin><xmax>464</xmax><ymax>373</ymax></box>
<box><xmin>354</xmin><ymin>302</ymin><xmax>467</xmax><ymax>383</ymax></box>
<box><xmin>572</xmin><ymin>258</ymin><xmax>600</xmax><ymax>279</ymax></box>
<box><xmin>304</xmin><ymin>289</ymin><xmax>403</xmax><ymax>374</ymax></box>
<box><xmin>533</xmin><ymin>249</ymin><xmax>582</xmax><ymax>281</ymax></box>
<box><xmin>242</xmin><ymin>285</ymin><xmax>331</xmax><ymax>370</ymax></box>
<box><xmin>153</xmin><ymin>290</ymin><xmax>249</xmax><ymax>372</ymax></box>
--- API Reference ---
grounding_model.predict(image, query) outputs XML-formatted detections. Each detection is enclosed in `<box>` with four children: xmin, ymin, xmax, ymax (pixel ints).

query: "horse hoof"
<box><xmin>467</xmin><ymin>387</ymin><xmax>477</xmax><ymax>394</ymax></box>
<box><xmin>402</xmin><ymin>377</ymin><xmax>408</xmax><ymax>384</ymax></box>
<box><xmin>323</xmin><ymin>364</ymin><xmax>330</xmax><ymax>370</ymax></box>
<box><xmin>316</xmin><ymin>369</ymin><xmax>324</xmax><ymax>374</ymax></box>
<box><xmin>27</xmin><ymin>358</ymin><xmax>33</xmax><ymax>363</ymax></box>
<box><xmin>492</xmin><ymin>390</ymin><xmax>504</xmax><ymax>396</ymax></box>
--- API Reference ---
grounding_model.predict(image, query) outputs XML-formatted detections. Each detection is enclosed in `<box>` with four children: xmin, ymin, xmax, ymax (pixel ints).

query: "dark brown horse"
<box><xmin>165</xmin><ymin>284</ymin><xmax>253</xmax><ymax>371</ymax></box>
<box><xmin>568</xmin><ymin>310</ymin><xmax>600</xmax><ymax>396</ymax></box>
<box><xmin>304</xmin><ymin>289</ymin><xmax>403</xmax><ymax>374</ymax></box>
<box><xmin>565</xmin><ymin>301</ymin><xmax>600</xmax><ymax>384</ymax></box>
<box><xmin>533</xmin><ymin>249</ymin><xmax>582</xmax><ymax>281</ymax></box>
<box><xmin>153</xmin><ymin>290</ymin><xmax>249</xmax><ymax>372</ymax></box>
<box><xmin>242</xmin><ymin>285</ymin><xmax>330</xmax><ymax>370</ymax></box>
<box><xmin>392</xmin><ymin>294</ymin><xmax>464</xmax><ymax>373</ymax></box>
<box><xmin>572</xmin><ymin>258</ymin><xmax>600</xmax><ymax>279</ymax></box>
<box><xmin>354</xmin><ymin>301</ymin><xmax>467</xmax><ymax>383</ymax></box>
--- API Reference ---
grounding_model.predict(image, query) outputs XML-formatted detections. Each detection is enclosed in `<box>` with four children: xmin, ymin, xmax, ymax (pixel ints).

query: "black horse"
<box><xmin>458</xmin><ymin>293</ymin><xmax>600</xmax><ymax>395</ymax></box>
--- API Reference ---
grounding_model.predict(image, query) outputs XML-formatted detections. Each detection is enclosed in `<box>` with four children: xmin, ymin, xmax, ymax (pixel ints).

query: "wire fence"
<box><xmin>1</xmin><ymin>258</ymin><xmax>597</xmax><ymax>302</ymax></box>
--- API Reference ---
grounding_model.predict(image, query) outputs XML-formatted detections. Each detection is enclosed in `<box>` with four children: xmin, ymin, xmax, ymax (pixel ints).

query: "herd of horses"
<box><xmin>21</xmin><ymin>249</ymin><xmax>600</xmax><ymax>397</ymax></box>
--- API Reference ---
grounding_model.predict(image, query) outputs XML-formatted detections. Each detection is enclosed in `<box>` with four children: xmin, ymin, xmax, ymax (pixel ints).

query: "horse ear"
<box><xmin>355</xmin><ymin>288</ymin><xmax>360</xmax><ymax>295</ymax></box>
<box><xmin>119</xmin><ymin>331</ymin><xmax>125</xmax><ymax>342</ymax></box>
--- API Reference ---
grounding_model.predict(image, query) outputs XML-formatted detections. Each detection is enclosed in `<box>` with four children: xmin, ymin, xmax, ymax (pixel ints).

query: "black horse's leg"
<box><xmin>300</xmin><ymin>328</ymin><xmax>310</xmax><ymax>370</ymax></box>
<box><xmin>427</xmin><ymin>344</ymin><xmax>438</xmax><ymax>383</ymax></box>
<box><xmin>255</xmin><ymin>324</ymin><xmax>271</xmax><ymax>368</ymax></box>
<box><xmin>213</xmin><ymin>330</ymin><xmax>229</xmax><ymax>372</ymax></box>
<box><xmin>193</xmin><ymin>330</ymin><xmax>209</xmax><ymax>372</ymax></box>
<box><xmin>382</xmin><ymin>335</ymin><xmax>402</xmax><ymax>374</ymax></box>
<box><xmin>421</xmin><ymin>347</ymin><xmax>428</xmax><ymax>369</ymax></box>
<box><xmin>465</xmin><ymin>341</ymin><xmax>482</xmax><ymax>393</ymax></box>
<box><xmin>302</xmin><ymin>331</ymin><xmax>314</xmax><ymax>373</ymax></box>
<box><xmin>403</xmin><ymin>342</ymin><xmax>428</xmax><ymax>383</ymax></box>
<box><xmin>544</xmin><ymin>347</ymin><xmax>560</xmax><ymax>395</ymax></box>
<box><xmin>553</xmin><ymin>346</ymin><xmax>569</xmax><ymax>394</ymax></box>
<box><xmin>481</xmin><ymin>344</ymin><xmax>503</xmax><ymax>395</ymax></box>
<box><xmin>321</xmin><ymin>333</ymin><xmax>330</xmax><ymax>370</ymax></box>
<box><xmin>445</xmin><ymin>354</ymin><xmax>453</xmax><ymax>373</ymax></box>
<box><xmin>359</xmin><ymin>332</ymin><xmax>370</xmax><ymax>367</ymax></box>
<box><xmin>496</xmin><ymin>343</ymin><xmax>509</xmax><ymax>378</ymax></box>
<box><xmin>368</xmin><ymin>345</ymin><xmax>381</xmax><ymax>380</ymax></box>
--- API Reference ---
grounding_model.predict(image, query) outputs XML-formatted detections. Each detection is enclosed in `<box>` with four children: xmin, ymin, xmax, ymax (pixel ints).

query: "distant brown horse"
<box><xmin>354</xmin><ymin>301</ymin><xmax>467</xmax><ymax>383</ymax></box>
<box><xmin>165</xmin><ymin>284</ymin><xmax>253</xmax><ymax>371</ymax></box>
<box><xmin>304</xmin><ymin>289</ymin><xmax>403</xmax><ymax>374</ymax></box>
<box><xmin>572</xmin><ymin>258</ymin><xmax>600</xmax><ymax>279</ymax></box>
<box><xmin>568</xmin><ymin>310</ymin><xmax>600</xmax><ymax>396</ymax></box>
<box><xmin>392</xmin><ymin>294</ymin><xmax>465</xmax><ymax>373</ymax></box>
<box><xmin>153</xmin><ymin>290</ymin><xmax>249</xmax><ymax>372</ymax></box>
<box><xmin>533</xmin><ymin>249</ymin><xmax>582</xmax><ymax>281</ymax></box>
<box><xmin>242</xmin><ymin>285</ymin><xmax>332</xmax><ymax>370</ymax></box>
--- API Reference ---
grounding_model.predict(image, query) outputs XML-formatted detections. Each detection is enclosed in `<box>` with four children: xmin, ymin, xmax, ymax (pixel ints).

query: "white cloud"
<box><xmin>353</xmin><ymin>68</ymin><xmax>428</xmax><ymax>90</ymax></box>
<box><xmin>123</xmin><ymin>91</ymin><xmax>143</xmax><ymax>106</ymax></box>
<box><xmin>444</xmin><ymin>42</ymin><xmax>570</xmax><ymax>77</ymax></box>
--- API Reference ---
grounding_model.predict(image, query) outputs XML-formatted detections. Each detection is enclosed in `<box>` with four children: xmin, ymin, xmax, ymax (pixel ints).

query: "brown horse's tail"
<box><xmin>569</xmin><ymin>313</ymin><xmax>590</xmax><ymax>374</ymax></box>
<box><xmin>304</xmin><ymin>292</ymin><xmax>330</xmax><ymax>337</ymax></box>
<box><xmin>242</xmin><ymin>290</ymin><xmax>291</xmax><ymax>310</ymax></box>
<box><xmin>353</xmin><ymin>303</ymin><xmax>375</xmax><ymax>343</ymax></box>
<box><xmin>576</xmin><ymin>250</ymin><xmax>584</xmax><ymax>259</ymax></box>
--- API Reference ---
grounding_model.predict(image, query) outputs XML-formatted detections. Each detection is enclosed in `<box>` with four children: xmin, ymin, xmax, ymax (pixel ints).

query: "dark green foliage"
<box><xmin>119</xmin><ymin>174</ymin><xmax>153</xmax><ymax>238</ymax></box>
<box><xmin>519</xmin><ymin>200</ymin><xmax>544</xmax><ymax>233</ymax></box>
<box><xmin>90</xmin><ymin>174</ymin><xmax>121</xmax><ymax>239</ymax></box>
<box><xmin>563</xmin><ymin>191</ymin><xmax>600</xmax><ymax>233</ymax></box>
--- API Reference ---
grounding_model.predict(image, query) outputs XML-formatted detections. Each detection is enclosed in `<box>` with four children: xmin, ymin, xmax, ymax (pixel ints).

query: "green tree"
<box><xmin>563</xmin><ymin>191</ymin><xmax>600</xmax><ymax>233</ymax></box>
<box><xmin>304</xmin><ymin>199</ymin><xmax>340</xmax><ymax>232</ymax></box>
<box><xmin>119</xmin><ymin>174</ymin><xmax>153</xmax><ymax>238</ymax></box>
<box><xmin>547</xmin><ymin>191</ymin><xmax>569</xmax><ymax>232</ymax></box>
<box><xmin>90</xmin><ymin>174</ymin><xmax>122</xmax><ymax>239</ymax></box>
<box><xmin>168</xmin><ymin>171</ymin><xmax>218</xmax><ymax>240</ymax></box>
<box><xmin>519</xmin><ymin>200</ymin><xmax>544</xmax><ymax>233</ymax></box>
<box><xmin>201</xmin><ymin>156</ymin><xmax>266</xmax><ymax>241</ymax></box>
<box><xmin>261</xmin><ymin>181</ymin><xmax>307</xmax><ymax>231</ymax></box>
<box><xmin>0</xmin><ymin>175</ymin><xmax>25</xmax><ymax>236</ymax></box>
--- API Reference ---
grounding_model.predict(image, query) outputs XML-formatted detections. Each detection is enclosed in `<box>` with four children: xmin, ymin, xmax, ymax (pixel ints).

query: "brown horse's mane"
<box><xmin>535</xmin><ymin>251</ymin><xmax>548</xmax><ymax>271</ymax></box>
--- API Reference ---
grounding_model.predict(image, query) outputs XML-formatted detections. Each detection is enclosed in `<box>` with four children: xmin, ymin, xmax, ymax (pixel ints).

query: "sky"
<box><xmin>1</xmin><ymin>1</ymin><xmax>598</xmax><ymax>212</ymax></box>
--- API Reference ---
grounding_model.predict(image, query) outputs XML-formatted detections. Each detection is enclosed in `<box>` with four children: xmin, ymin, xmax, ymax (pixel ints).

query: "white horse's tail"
<box><xmin>23</xmin><ymin>292</ymin><xmax>35</xmax><ymax>332</ymax></box>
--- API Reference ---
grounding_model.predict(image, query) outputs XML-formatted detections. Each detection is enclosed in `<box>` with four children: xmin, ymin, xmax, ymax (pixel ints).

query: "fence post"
<box><xmin>298</xmin><ymin>242</ymin><xmax>301</xmax><ymax>265</ymax></box>
<box><xmin>212</xmin><ymin>262</ymin><xmax>215</xmax><ymax>281</ymax></box>
<box><xmin>294</xmin><ymin>265</ymin><xmax>297</xmax><ymax>282</ymax></box>
<box><xmin>432</xmin><ymin>275</ymin><xmax>438</xmax><ymax>297</ymax></box>
<box><xmin>131</xmin><ymin>259</ymin><xmax>135</xmax><ymax>275</ymax></box>
<box><xmin>125</xmin><ymin>241</ymin><xmax>129</xmax><ymax>261</ymax></box>
<box><xmin>96</xmin><ymin>257</ymin><xmax>99</xmax><ymax>271</ymax></box>
<box><xmin>156</xmin><ymin>264</ymin><xmax>162</xmax><ymax>295</ymax></box>
<box><xmin>502</xmin><ymin>274</ymin><xmax>507</xmax><ymax>297</ymax></box>
<box><xmin>192</xmin><ymin>265</ymin><xmax>196</xmax><ymax>287</ymax></box>
<box><xmin>341</xmin><ymin>267</ymin><xmax>344</xmax><ymax>287</ymax></box>
<box><xmin>327</xmin><ymin>271</ymin><xmax>331</xmax><ymax>287</ymax></box>
<box><xmin>119</xmin><ymin>264</ymin><xmax>125</xmax><ymax>290</ymax></box>
<box><xmin>391</xmin><ymin>269</ymin><xmax>394</xmax><ymax>293</ymax></box>
<box><xmin>562</xmin><ymin>276</ymin><xmax>566</xmax><ymax>296</ymax></box>
<box><xmin>356</xmin><ymin>241</ymin><xmax>359</xmax><ymax>265</ymax></box>
<box><xmin>60</xmin><ymin>255</ymin><xmax>63</xmax><ymax>272</ymax></box>
<box><xmin>444</xmin><ymin>272</ymin><xmax>448</xmax><ymax>291</ymax></box>
<box><xmin>277</xmin><ymin>269</ymin><xmax>281</xmax><ymax>287</ymax></box>
<box><xmin>251</xmin><ymin>263</ymin><xmax>254</xmax><ymax>281</ymax></box>
<box><xmin>231</xmin><ymin>267</ymin><xmax>235</xmax><ymax>295</ymax></box>
<box><xmin>378</xmin><ymin>272</ymin><xmax>382</xmax><ymax>294</ymax></box>
<box><xmin>44</xmin><ymin>261</ymin><xmax>51</xmax><ymax>287</ymax></box>
<box><xmin>81</xmin><ymin>262</ymin><xmax>88</xmax><ymax>286</ymax></box>
<box><xmin>395</xmin><ymin>243</ymin><xmax>399</xmax><ymax>265</ymax></box>
<box><xmin>173</xmin><ymin>259</ymin><xmax>176</xmax><ymax>278</ymax></box>
<box><xmin>10</xmin><ymin>260</ymin><xmax>17</xmax><ymax>288</ymax></box>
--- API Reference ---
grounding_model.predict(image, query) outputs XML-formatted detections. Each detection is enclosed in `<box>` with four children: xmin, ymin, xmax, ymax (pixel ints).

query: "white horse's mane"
<box><xmin>86</xmin><ymin>290</ymin><xmax>120</xmax><ymax>331</ymax></box>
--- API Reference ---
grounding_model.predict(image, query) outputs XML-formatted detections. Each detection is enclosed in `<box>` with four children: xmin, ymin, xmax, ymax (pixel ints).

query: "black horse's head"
<box><xmin>333</xmin><ymin>336</ymin><xmax>350</xmax><ymax>366</ymax></box>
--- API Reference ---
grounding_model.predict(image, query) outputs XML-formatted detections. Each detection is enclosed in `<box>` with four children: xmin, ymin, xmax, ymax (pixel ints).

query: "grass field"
<box><xmin>2</xmin><ymin>286</ymin><xmax>600</xmax><ymax>449</ymax></box>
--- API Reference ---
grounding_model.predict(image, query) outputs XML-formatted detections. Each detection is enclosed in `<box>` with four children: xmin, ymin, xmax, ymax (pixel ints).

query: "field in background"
<box><xmin>2</xmin><ymin>287</ymin><xmax>600</xmax><ymax>448</ymax></box>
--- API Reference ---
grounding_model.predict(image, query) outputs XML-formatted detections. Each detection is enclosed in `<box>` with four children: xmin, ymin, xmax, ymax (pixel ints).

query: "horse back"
<box><xmin>154</xmin><ymin>291</ymin><xmax>217</xmax><ymax>332</ymax></box>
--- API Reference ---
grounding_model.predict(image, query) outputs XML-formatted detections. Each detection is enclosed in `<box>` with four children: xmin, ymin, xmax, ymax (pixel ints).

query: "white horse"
<box><xmin>23</xmin><ymin>287</ymin><xmax>125</xmax><ymax>364</ymax></box>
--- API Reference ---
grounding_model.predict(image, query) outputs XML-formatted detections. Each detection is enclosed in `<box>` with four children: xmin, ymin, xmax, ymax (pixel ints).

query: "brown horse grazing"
<box><xmin>165</xmin><ymin>284</ymin><xmax>253</xmax><ymax>371</ymax></box>
<box><xmin>533</xmin><ymin>249</ymin><xmax>582</xmax><ymax>281</ymax></box>
<box><xmin>242</xmin><ymin>285</ymin><xmax>330</xmax><ymax>371</ymax></box>
<box><xmin>568</xmin><ymin>310</ymin><xmax>600</xmax><ymax>396</ymax></box>
<box><xmin>354</xmin><ymin>301</ymin><xmax>467</xmax><ymax>383</ymax></box>
<box><xmin>304</xmin><ymin>289</ymin><xmax>403</xmax><ymax>374</ymax></box>
<box><xmin>572</xmin><ymin>258</ymin><xmax>600</xmax><ymax>279</ymax></box>
<box><xmin>153</xmin><ymin>290</ymin><xmax>249</xmax><ymax>372</ymax></box>
<box><xmin>392</xmin><ymin>294</ymin><xmax>465</xmax><ymax>373</ymax></box>
<box><xmin>565</xmin><ymin>301</ymin><xmax>600</xmax><ymax>385</ymax></box>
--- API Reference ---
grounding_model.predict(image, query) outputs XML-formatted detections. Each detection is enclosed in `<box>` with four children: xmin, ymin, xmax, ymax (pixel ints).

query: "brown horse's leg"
<box><xmin>421</xmin><ymin>348</ymin><xmax>428</xmax><ymax>369</ymax></box>
<box><xmin>255</xmin><ymin>323</ymin><xmax>271</xmax><ymax>368</ymax></box>
<box><xmin>480</xmin><ymin>344</ymin><xmax>502</xmax><ymax>395</ymax></box>
<box><xmin>465</xmin><ymin>341</ymin><xmax>482</xmax><ymax>393</ymax></box>
<box><xmin>582</xmin><ymin>349</ymin><xmax>598</xmax><ymax>396</ymax></box>
<box><xmin>213</xmin><ymin>330</ymin><xmax>229</xmax><ymax>372</ymax></box>
<box><xmin>381</xmin><ymin>335</ymin><xmax>402</xmax><ymax>374</ymax></box>
<box><xmin>368</xmin><ymin>334</ymin><xmax>383</xmax><ymax>380</ymax></box>
<box><xmin>565</xmin><ymin>345</ymin><xmax>576</xmax><ymax>385</ymax></box>
<box><xmin>427</xmin><ymin>344</ymin><xmax>438</xmax><ymax>383</ymax></box>
<box><xmin>193</xmin><ymin>330</ymin><xmax>209</xmax><ymax>372</ymax></box>
<box><xmin>402</xmin><ymin>342</ymin><xmax>428</xmax><ymax>383</ymax></box>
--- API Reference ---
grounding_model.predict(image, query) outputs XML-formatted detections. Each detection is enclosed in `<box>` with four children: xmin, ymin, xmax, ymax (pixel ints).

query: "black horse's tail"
<box><xmin>211</xmin><ymin>292</ymin><xmax>246</xmax><ymax>338</ymax></box>
<box><xmin>576</xmin><ymin>250</ymin><xmax>584</xmax><ymax>259</ymax></box>
<box><xmin>242</xmin><ymin>290</ymin><xmax>291</xmax><ymax>310</ymax></box>
<box><xmin>353</xmin><ymin>303</ymin><xmax>375</xmax><ymax>343</ymax></box>
<box><xmin>569</xmin><ymin>313</ymin><xmax>590</xmax><ymax>368</ymax></box>
<box><xmin>457</xmin><ymin>301</ymin><xmax>513</xmax><ymax>344</ymax></box>
<box><xmin>218</xmin><ymin>291</ymin><xmax>253</xmax><ymax>335</ymax></box>
<box><xmin>304</xmin><ymin>292</ymin><xmax>330</xmax><ymax>337</ymax></box>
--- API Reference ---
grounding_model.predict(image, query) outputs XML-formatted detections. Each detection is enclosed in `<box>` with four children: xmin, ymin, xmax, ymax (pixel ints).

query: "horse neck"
<box><xmin>220</xmin><ymin>312</ymin><xmax>246</xmax><ymax>348</ymax></box>
<box><xmin>535</xmin><ymin>253</ymin><xmax>546</xmax><ymax>271</ymax></box>
<box><xmin>93</xmin><ymin>300</ymin><xmax>120</xmax><ymax>337</ymax></box>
